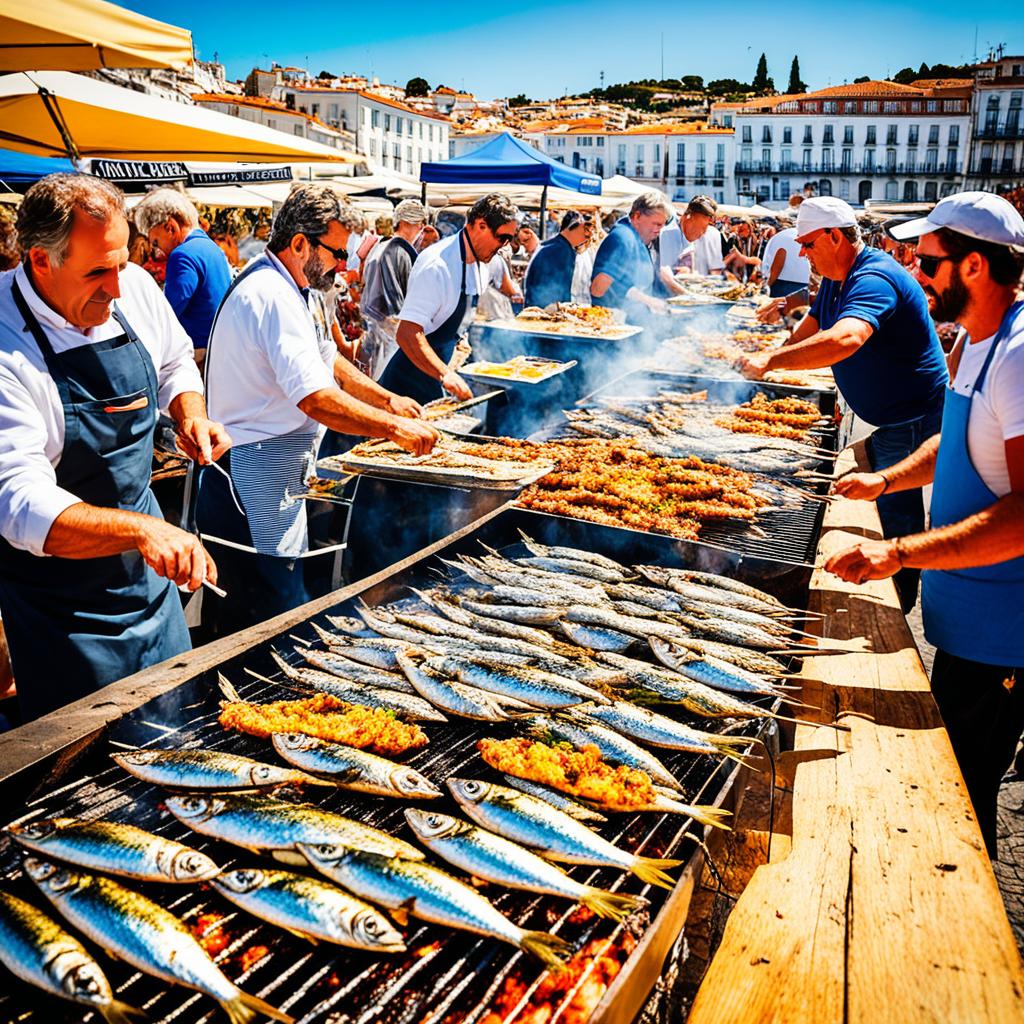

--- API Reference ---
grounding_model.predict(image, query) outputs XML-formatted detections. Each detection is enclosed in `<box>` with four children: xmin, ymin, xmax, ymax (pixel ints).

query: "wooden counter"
<box><xmin>687</xmin><ymin>445</ymin><xmax>1024</xmax><ymax>1023</ymax></box>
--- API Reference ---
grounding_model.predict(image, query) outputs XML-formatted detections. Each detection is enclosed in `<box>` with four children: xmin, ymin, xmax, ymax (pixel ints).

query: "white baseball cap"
<box><xmin>795</xmin><ymin>196</ymin><xmax>858</xmax><ymax>240</ymax></box>
<box><xmin>889</xmin><ymin>191</ymin><xmax>1024</xmax><ymax>250</ymax></box>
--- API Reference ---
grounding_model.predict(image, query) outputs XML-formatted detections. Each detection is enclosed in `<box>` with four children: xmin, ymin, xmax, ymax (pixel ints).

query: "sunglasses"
<box><xmin>314</xmin><ymin>236</ymin><xmax>348</xmax><ymax>262</ymax></box>
<box><xmin>492</xmin><ymin>228</ymin><xmax>517</xmax><ymax>245</ymax></box>
<box><xmin>800</xmin><ymin>229</ymin><xmax>834</xmax><ymax>251</ymax></box>
<box><xmin>916</xmin><ymin>253</ymin><xmax>958</xmax><ymax>278</ymax></box>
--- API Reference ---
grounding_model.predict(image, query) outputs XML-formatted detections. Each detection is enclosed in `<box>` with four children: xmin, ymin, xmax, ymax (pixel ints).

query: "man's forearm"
<box><xmin>43</xmin><ymin>503</ymin><xmax>148</xmax><ymax>559</ymax></box>
<box><xmin>395</xmin><ymin>323</ymin><xmax>447</xmax><ymax>381</ymax></box>
<box><xmin>333</xmin><ymin>355</ymin><xmax>390</xmax><ymax>409</ymax></box>
<box><xmin>767</xmin><ymin>323</ymin><xmax>863</xmax><ymax>371</ymax></box>
<box><xmin>299</xmin><ymin>388</ymin><xmax>398</xmax><ymax>438</ymax></box>
<box><xmin>168</xmin><ymin>390</ymin><xmax>207</xmax><ymax>425</ymax></box>
<box><xmin>897</xmin><ymin>493</ymin><xmax>1024</xmax><ymax>570</ymax></box>
<box><xmin>876</xmin><ymin>435</ymin><xmax>941</xmax><ymax>493</ymax></box>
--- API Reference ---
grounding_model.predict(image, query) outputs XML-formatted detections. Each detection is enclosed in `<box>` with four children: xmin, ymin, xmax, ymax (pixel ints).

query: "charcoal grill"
<box><xmin>0</xmin><ymin>507</ymin><xmax>803</xmax><ymax>1024</ymax></box>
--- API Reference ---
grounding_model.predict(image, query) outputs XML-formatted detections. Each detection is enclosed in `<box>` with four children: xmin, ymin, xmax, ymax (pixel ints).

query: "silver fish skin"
<box><xmin>516</xmin><ymin>532</ymin><xmax>629</xmax><ymax>575</ymax></box>
<box><xmin>6</xmin><ymin>817</ymin><xmax>220</xmax><ymax>883</ymax></box>
<box><xmin>501</xmin><ymin>775</ymin><xmax>608</xmax><ymax>823</ymax></box>
<box><xmin>559</xmin><ymin>620</ymin><xmax>635</xmax><ymax>653</ymax></box>
<box><xmin>111</xmin><ymin>748</ymin><xmax>330</xmax><ymax>790</ymax></box>
<box><xmin>404</xmin><ymin>810</ymin><xmax>645</xmax><ymax>922</ymax></box>
<box><xmin>294</xmin><ymin>645</ymin><xmax>417</xmax><ymax>693</ymax></box>
<box><xmin>446</xmin><ymin>779</ymin><xmax>679</xmax><ymax>890</ymax></box>
<box><xmin>310</xmin><ymin>629</ymin><xmax>416</xmax><ymax>671</ymax></box>
<box><xmin>211</xmin><ymin>868</ymin><xmax>405</xmax><ymax>952</ymax></box>
<box><xmin>324</xmin><ymin>614</ymin><xmax>374</xmax><ymax>635</ymax></box>
<box><xmin>566</xmin><ymin>605</ymin><xmax>694</xmax><ymax>645</ymax></box>
<box><xmin>603</xmin><ymin>582</ymin><xmax>682</xmax><ymax>612</ymax></box>
<box><xmin>297</xmin><ymin>844</ymin><xmax>570</xmax><ymax>970</ymax></box>
<box><xmin>0</xmin><ymin>890</ymin><xmax>141</xmax><ymax>1024</ymax></box>
<box><xmin>25</xmin><ymin>859</ymin><xmax>292</xmax><ymax>1024</ymax></box>
<box><xmin>395</xmin><ymin>653</ymin><xmax>513</xmax><ymax>721</ymax></box>
<box><xmin>424</xmin><ymin>656</ymin><xmax>610</xmax><ymax>709</ymax></box>
<box><xmin>576</xmin><ymin>702</ymin><xmax>751</xmax><ymax>759</ymax></box>
<box><xmin>674</xmin><ymin>613</ymin><xmax>791</xmax><ymax>651</ymax></box>
<box><xmin>635</xmin><ymin>567</ymin><xmax>781</xmax><ymax>616</ymax></box>
<box><xmin>527</xmin><ymin>714</ymin><xmax>683</xmax><ymax>792</ymax></box>
<box><xmin>270</xmin><ymin>733</ymin><xmax>441</xmax><ymax>799</ymax></box>
<box><xmin>472</xmin><ymin>556</ymin><xmax>608</xmax><ymax>606</ymax></box>
<box><xmin>646</xmin><ymin>639</ymin><xmax>787</xmax><ymax>697</ymax></box>
<box><xmin>163</xmin><ymin>793</ymin><xmax>424</xmax><ymax>861</ymax></box>
<box><xmin>457</xmin><ymin>596</ymin><xmax>561</xmax><ymax>626</ymax></box>
<box><xmin>267</xmin><ymin>651</ymin><xmax>448</xmax><ymax>722</ymax></box>
<box><xmin>658</xmin><ymin>568</ymin><xmax>787</xmax><ymax>609</ymax></box>
<box><xmin>512</xmin><ymin>556</ymin><xmax>631</xmax><ymax>585</ymax></box>
<box><xmin>648</xmin><ymin>635</ymin><xmax>788</xmax><ymax>677</ymax></box>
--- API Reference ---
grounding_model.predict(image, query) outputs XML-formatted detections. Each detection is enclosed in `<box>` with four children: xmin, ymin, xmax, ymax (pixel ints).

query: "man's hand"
<box><xmin>756</xmin><ymin>299</ymin><xmax>785</xmax><ymax>324</ymax></box>
<box><xmin>735</xmin><ymin>352</ymin><xmax>771</xmax><ymax>380</ymax></box>
<box><xmin>388</xmin><ymin>417</ymin><xmax>439</xmax><ymax>457</ymax></box>
<box><xmin>177</xmin><ymin>417</ymin><xmax>232</xmax><ymax>465</ymax></box>
<box><xmin>386</xmin><ymin>394</ymin><xmax>423</xmax><ymax>419</ymax></box>
<box><xmin>441</xmin><ymin>370</ymin><xmax>473</xmax><ymax>400</ymax></box>
<box><xmin>133</xmin><ymin>518</ymin><xmax>217</xmax><ymax>590</ymax></box>
<box><xmin>643</xmin><ymin>295</ymin><xmax>669</xmax><ymax>316</ymax></box>
<box><xmin>832</xmin><ymin>472</ymin><xmax>887</xmax><ymax>501</ymax></box>
<box><xmin>824</xmin><ymin>539</ymin><xmax>902</xmax><ymax>585</ymax></box>
<box><xmin>509</xmin><ymin>289</ymin><xmax>525</xmax><ymax>305</ymax></box>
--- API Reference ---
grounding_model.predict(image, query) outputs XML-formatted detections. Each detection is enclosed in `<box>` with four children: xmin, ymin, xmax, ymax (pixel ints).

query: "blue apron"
<box><xmin>0</xmin><ymin>281</ymin><xmax>190</xmax><ymax>722</ymax></box>
<box><xmin>922</xmin><ymin>301</ymin><xmax>1024</xmax><ymax>666</ymax></box>
<box><xmin>376</xmin><ymin>230</ymin><xmax>478</xmax><ymax>405</ymax></box>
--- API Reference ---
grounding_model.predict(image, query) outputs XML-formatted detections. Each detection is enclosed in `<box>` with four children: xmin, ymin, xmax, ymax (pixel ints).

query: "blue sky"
<box><xmin>125</xmin><ymin>0</ymin><xmax>1021</xmax><ymax>99</ymax></box>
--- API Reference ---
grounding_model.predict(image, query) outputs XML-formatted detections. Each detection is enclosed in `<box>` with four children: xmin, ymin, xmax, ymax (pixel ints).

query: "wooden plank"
<box><xmin>688</xmin><ymin>446</ymin><xmax>1024</xmax><ymax>1023</ymax></box>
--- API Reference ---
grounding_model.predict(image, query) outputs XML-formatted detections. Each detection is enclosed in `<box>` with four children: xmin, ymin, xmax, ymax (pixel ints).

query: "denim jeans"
<box><xmin>865</xmin><ymin>402</ymin><xmax>944</xmax><ymax>612</ymax></box>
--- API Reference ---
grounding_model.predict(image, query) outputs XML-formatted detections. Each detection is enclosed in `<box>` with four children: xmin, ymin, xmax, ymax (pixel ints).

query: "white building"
<box><xmin>713</xmin><ymin>80</ymin><xmax>972</xmax><ymax>205</ymax></box>
<box><xmin>275</xmin><ymin>84</ymin><xmax>450</xmax><ymax>175</ymax></box>
<box><xmin>966</xmin><ymin>52</ymin><xmax>1024</xmax><ymax>193</ymax></box>
<box><xmin>192</xmin><ymin>94</ymin><xmax>353</xmax><ymax>151</ymax></box>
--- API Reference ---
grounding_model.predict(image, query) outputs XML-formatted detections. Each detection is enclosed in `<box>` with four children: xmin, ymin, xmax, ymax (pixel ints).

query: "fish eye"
<box><xmin>67</xmin><ymin>964</ymin><xmax>103</xmax><ymax>997</ymax></box>
<box><xmin>463</xmin><ymin>780</ymin><xmax>482</xmax><ymax>796</ymax></box>
<box><xmin>19</xmin><ymin>820</ymin><xmax>55</xmax><ymax>839</ymax></box>
<box><xmin>253</xmin><ymin>766</ymin><xmax>273</xmax><ymax>781</ymax></box>
<box><xmin>360</xmin><ymin>914</ymin><xmax>381</xmax><ymax>935</ymax></box>
<box><xmin>425</xmin><ymin>814</ymin><xmax>444</xmax><ymax>828</ymax></box>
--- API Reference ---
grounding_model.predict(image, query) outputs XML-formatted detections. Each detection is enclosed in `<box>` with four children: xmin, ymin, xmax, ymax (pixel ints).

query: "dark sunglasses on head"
<box><xmin>916</xmin><ymin>253</ymin><xmax>958</xmax><ymax>278</ymax></box>
<box><xmin>314</xmin><ymin>236</ymin><xmax>348</xmax><ymax>262</ymax></box>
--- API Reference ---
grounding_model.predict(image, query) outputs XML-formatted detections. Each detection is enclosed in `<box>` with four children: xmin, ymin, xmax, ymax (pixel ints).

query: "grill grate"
<box><xmin>0</xmin><ymin>510</ymin><xmax>798</xmax><ymax>1024</ymax></box>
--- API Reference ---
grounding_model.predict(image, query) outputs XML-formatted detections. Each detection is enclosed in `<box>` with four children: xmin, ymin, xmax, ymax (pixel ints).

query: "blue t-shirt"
<box><xmin>164</xmin><ymin>229</ymin><xmax>233</xmax><ymax>351</ymax></box>
<box><xmin>810</xmin><ymin>246</ymin><xmax>948</xmax><ymax>425</ymax></box>
<box><xmin>524</xmin><ymin>234</ymin><xmax>576</xmax><ymax>309</ymax></box>
<box><xmin>591</xmin><ymin>218</ymin><xmax>654</xmax><ymax>309</ymax></box>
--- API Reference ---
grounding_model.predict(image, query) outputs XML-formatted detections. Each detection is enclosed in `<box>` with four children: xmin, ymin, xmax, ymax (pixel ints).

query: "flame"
<box><xmin>238</xmin><ymin>944</ymin><xmax>270</xmax><ymax>973</ymax></box>
<box><xmin>191</xmin><ymin>912</ymin><xmax>231</xmax><ymax>957</ymax></box>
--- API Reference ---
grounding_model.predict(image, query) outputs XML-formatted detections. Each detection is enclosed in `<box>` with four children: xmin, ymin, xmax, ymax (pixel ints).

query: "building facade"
<box><xmin>966</xmin><ymin>53</ymin><xmax>1024</xmax><ymax>193</ymax></box>
<box><xmin>713</xmin><ymin>80</ymin><xmax>972</xmax><ymax>205</ymax></box>
<box><xmin>192</xmin><ymin>94</ymin><xmax>352</xmax><ymax>150</ymax></box>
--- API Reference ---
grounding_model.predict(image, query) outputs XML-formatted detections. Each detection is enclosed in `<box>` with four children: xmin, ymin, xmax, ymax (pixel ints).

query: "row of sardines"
<box><xmin>0</xmin><ymin>537</ymin><xmax>849</xmax><ymax>1023</ymax></box>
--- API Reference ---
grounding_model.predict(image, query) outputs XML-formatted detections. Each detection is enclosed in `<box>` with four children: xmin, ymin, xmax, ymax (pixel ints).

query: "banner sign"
<box><xmin>91</xmin><ymin>160</ymin><xmax>188</xmax><ymax>185</ymax></box>
<box><xmin>187</xmin><ymin>166</ymin><xmax>293</xmax><ymax>186</ymax></box>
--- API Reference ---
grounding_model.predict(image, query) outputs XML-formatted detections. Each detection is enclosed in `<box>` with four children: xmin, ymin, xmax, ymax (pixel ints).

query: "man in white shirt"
<box><xmin>0</xmin><ymin>174</ymin><xmax>230</xmax><ymax>721</ymax></box>
<box><xmin>658</xmin><ymin>195</ymin><xmax>725</xmax><ymax>285</ymax></box>
<box><xmin>826</xmin><ymin>192</ymin><xmax>1024</xmax><ymax>857</ymax></box>
<box><xmin>199</xmin><ymin>184</ymin><xmax>437</xmax><ymax>636</ymax></box>
<box><xmin>381</xmin><ymin>193</ymin><xmax>521</xmax><ymax>404</ymax></box>
<box><xmin>759</xmin><ymin>226</ymin><xmax>811</xmax><ymax>298</ymax></box>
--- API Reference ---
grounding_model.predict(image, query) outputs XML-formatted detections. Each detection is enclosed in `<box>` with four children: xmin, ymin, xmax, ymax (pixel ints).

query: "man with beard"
<box><xmin>198</xmin><ymin>184</ymin><xmax>437</xmax><ymax>635</ymax></box>
<box><xmin>737</xmin><ymin>196</ymin><xmax>948</xmax><ymax>611</ymax></box>
<box><xmin>825</xmin><ymin>192</ymin><xmax>1024</xmax><ymax>858</ymax></box>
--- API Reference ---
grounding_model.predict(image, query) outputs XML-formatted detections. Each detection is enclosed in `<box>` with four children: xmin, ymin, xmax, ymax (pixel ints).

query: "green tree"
<box><xmin>681</xmin><ymin>74</ymin><xmax>704</xmax><ymax>91</ymax></box>
<box><xmin>892</xmin><ymin>66</ymin><xmax>918</xmax><ymax>85</ymax></box>
<box><xmin>316</xmin><ymin>70</ymin><xmax>336</xmax><ymax>81</ymax></box>
<box><xmin>854</xmin><ymin>75</ymin><xmax>871</xmax><ymax>83</ymax></box>
<box><xmin>786</xmin><ymin>56</ymin><xmax>806</xmax><ymax>94</ymax></box>
<box><xmin>508</xmin><ymin>93</ymin><xmax>530</xmax><ymax>107</ymax></box>
<box><xmin>707</xmin><ymin>77</ymin><xmax>748</xmax><ymax>94</ymax></box>
<box><xmin>405</xmin><ymin>77</ymin><xmax>430</xmax><ymax>97</ymax></box>
<box><xmin>752</xmin><ymin>53</ymin><xmax>773</xmax><ymax>93</ymax></box>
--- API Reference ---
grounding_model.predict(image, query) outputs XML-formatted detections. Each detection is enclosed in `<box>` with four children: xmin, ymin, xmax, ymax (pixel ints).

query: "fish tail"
<box><xmin>99</xmin><ymin>999</ymin><xmax>146</xmax><ymax>1024</ymax></box>
<box><xmin>221</xmin><ymin>989</ymin><xmax>294</xmax><ymax>1024</ymax></box>
<box><xmin>708</xmin><ymin>734</ymin><xmax>757</xmax><ymax>765</ymax></box>
<box><xmin>580</xmin><ymin>888</ymin><xmax>647</xmax><ymax>922</ymax></box>
<box><xmin>631</xmin><ymin>856</ymin><xmax>683</xmax><ymax>891</ymax></box>
<box><xmin>685</xmin><ymin>804</ymin><xmax>733</xmax><ymax>831</ymax></box>
<box><xmin>519</xmin><ymin>930</ymin><xmax>572</xmax><ymax>972</ymax></box>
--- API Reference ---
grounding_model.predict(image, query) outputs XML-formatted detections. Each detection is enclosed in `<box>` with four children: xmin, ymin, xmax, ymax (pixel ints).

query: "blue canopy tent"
<box><xmin>419</xmin><ymin>131</ymin><xmax>602</xmax><ymax>237</ymax></box>
<box><xmin>0</xmin><ymin>147</ymin><xmax>75</xmax><ymax>190</ymax></box>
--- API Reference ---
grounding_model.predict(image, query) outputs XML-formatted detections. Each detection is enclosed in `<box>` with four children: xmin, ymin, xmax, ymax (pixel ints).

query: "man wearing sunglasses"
<box><xmin>825</xmin><ymin>191</ymin><xmax>1024</xmax><ymax>858</ymax></box>
<box><xmin>382</xmin><ymin>193</ymin><xmax>521</xmax><ymax>404</ymax></box>
<box><xmin>198</xmin><ymin>184</ymin><xmax>438</xmax><ymax>636</ymax></box>
<box><xmin>737</xmin><ymin>195</ymin><xmax>948</xmax><ymax>611</ymax></box>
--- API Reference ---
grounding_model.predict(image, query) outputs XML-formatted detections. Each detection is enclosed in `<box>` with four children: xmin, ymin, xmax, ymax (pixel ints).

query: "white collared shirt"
<box><xmin>204</xmin><ymin>251</ymin><xmax>336</xmax><ymax>448</ymax></box>
<box><xmin>659</xmin><ymin>222</ymin><xmax>725</xmax><ymax>275</ymax></box>
<box><xmin>0</xmin><ymin>263</ymin><xmax>202</xmax><ymax>556</ymax></box>
<box><xmin>398</xmin><ymin>231</ymin><xmax>491</xmax><ymax>334</ymax></box>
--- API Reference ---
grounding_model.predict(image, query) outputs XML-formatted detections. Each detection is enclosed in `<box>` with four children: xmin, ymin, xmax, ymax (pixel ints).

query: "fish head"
<box><xmin>352</xmin><ymin>906</ymin><xmax>406</xmax><ymax>951</ymax></box>
<box><xmin>164</xmin><ymin>794</ymin><xmax>226</xmax><ymax>825</ymax></box>
<box><xmin>111</xmin><ymin>750</ymin><xmax>162</xmax><ymax>768</ymax></box>
<box><xmin>403</xmin><ymin>808</ymin><xmax>466</xmax><ymax>840</ymax></box>
<box><xmin>272</xmin><ymin>732</ymin><xmax>319</xmax><ymax>755</ymax></box>
<box><xmin>164</xmin><ymin>846</ymin><xmax>220</xmax><ymax>882</ymax></box>
<box><xmin>214</xmin><ymin>867</ymin><xmax>267</xmax><ymax>894</ymax></box>
<box><xmin>249</xmin><ymin>763</ymin><xmax>292</xmax><ymax>786</ymax></box>
<box><xmin>53</xmin><ymin>951</ymin><xmax>112</xmax><ymax>1006</ymax></box>
<box><xmin>4</xmin><ymin>817</ymin><xmax>57</xmax><ymax>842</ymax></box>
<box><xmin>23</xmin><ymin>857</ymin><xmax>77</xmax><ymax>894</ymax></box>
<box><xmin>295</xmin><ymin>842</ymin><xmax>348</xmax><ymax>870</ymax></box>
<box><xmin>446</xmin><ymin>777</ymin><xmax>494</xmax><ymax>807</ymax></box>
<box><xmin>390</xmin><ymin>768</ymin><xmax>442</xmax><ymax>800</ymax></box>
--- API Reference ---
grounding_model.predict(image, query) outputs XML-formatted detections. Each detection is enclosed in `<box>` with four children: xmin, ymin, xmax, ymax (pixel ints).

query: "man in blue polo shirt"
<box><xmin>135</xmin><ymin>189</ymin><xmax>232</xmax><ymax>365</ymax></box>
<box><xmin>524</xmin><ymin>210</ymin><xmax>595</xmax><ymax>309</ymax></box>
<box><xmin>737</xmin><ymin>196</ymin><xmax>948</xmax><ymax>611</ymax></box>
<box><xmin>591</xmin><ymin>192</ymin><xmax>670</xmax><ymax>323</ymax></box>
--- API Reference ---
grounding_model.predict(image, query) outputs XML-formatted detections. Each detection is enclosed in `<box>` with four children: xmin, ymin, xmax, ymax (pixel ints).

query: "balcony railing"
<box><xmin>974</xmin><ymin>122</ymin><xmax>1024</xmax><ymax>140</ymax></box>
<box><xmin>734</xmin><ymin>161</ymin><xmax>962</xmax><ymax>176</ymax></box>
<box><xmin>967</xmin><ymin>158</ymin><xmax>1023</xmax><ymax>176</ymax></box>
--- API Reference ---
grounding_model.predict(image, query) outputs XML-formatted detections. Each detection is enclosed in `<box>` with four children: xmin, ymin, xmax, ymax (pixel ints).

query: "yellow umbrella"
<box><xmin>0</xmin><ymin>72</ymin><xmax>360</xmax><ymax>164</ymax></box>
<box><xmin>0</xmin><ymin>0</ymin><xmax>193</xmax><ymax>72</ymax></box>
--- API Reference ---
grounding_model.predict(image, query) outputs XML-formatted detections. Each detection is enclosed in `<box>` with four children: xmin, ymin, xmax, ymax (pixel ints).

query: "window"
<box><xmin>780</xmin><ymin>177</ymin><xmax>791</xmax><ymax>197</ymax></box>
<box><xmin>803</xmin><ymin>125</ymin><xmax>813</xmax><ymax>144</ymax></box>
<box><xmin>597</xmin><ymin>136</ymin><xmax>604</xmax><ymax>146</ymax></box>
<box><xmin>823</xmin><ymin>101</ymin><xmax>837</xmax><ymax>113</ymax></box>
<box><xmin>371</xmin><ymin>108</ymin><xmax>380</xmax><ymax>128</ymax></box>
<box><xmin>635</xmin><ymin>143</ymin><xmax>645</xmax><ymax>176</ymax></box>
<box><xmin>384</xmin><ymin>113</ymin><xmax>391</xmax><ymax>131</ymax></box>
<box><xmin>903</xmin><ymin>180</ymin><xmax>918</xmax><ymax>201</ymax></box>
<box><xmin>865</xmin><ymin>125</ymin><xmax>877</xmax><ymax>145</ymax></box>
<box><xmin>883</xmin><ymin>101</ymin><xmax>901</xmax><ymax>113</ymax></box>
<box><xmin>821</xmin><ymin>148</ymin><xmax>833</xmax><ymax>170</ymax></box>
<box><xmin>928</xmin><ymin>124</ymin><xmax>939</xmax><ymax>145</ymax></box>
<box><xmin>676</xmin><ymin>141</ymin><xmax>685</xmax><ymax>177</ymax></box>
<box><xmin>885</xmin><ymin>179</ymin><xmax>899</xmax><ymax>200</ymax></box>
<box><xmin>761</xmin><ymin>125</ymin><xmax>772</xmax><ymax>143</ymax></box>
<box><xmin>910</xmin><ymin>101</ymin><xmax>921</xmax><ymax>112</ymax></box>
<box><xmin>724</xmin><ymin>115</ymin><xmax>733</xmax><ymax>127</ymax></box>
<box><xmin>294</xmin><ymin>124</ymin><xmax>304</xmax><ymax>137</ymax></box>
<box><xmin>428</xmin><ymin>124</ymin><xmax>434</xmax><ymax>141</ymax></box>
<box><xmin>782</xmin><ymin>126</ymin><xmax>792</xmax><ymax>144</ymax></box>
<box><xmin>864</xmin><ymin>149</ymin><xmax>875</xmax><ymax>170</ymax></box>
<box><xmin>653</xmin><ymin>143</ymin><xmax>661</xmax><ymax>165</ymax></box>
<box><xmin>908</xmin><ymin>124</ymin><xmax>919</xmax><ymax>146</ymax></box>
<box><xmin>843</xmin><ymin>125</ymin><xmax>854</xmax><ymax>145</ymax></box>
<box><xmin>740</xmin><ymin>145</ymin><xmax>752</xmax><ymax>166</ymax></box>
<box><xmin>594</xmin><ymin>157</ymin><xmax>604</xmax><ymax>175</ymax></box>
<box><xmin>925</xmin><ymin>147</ymin><xmax>938</xmax><ymax>171</ymax></box>
<box><xmin>948</xmin><ymin>125</ymin><xmax>959</xmax><ymax>145</ymax></box>
<box><xmin>906</xmin><ymin>150</ymin><xmax>916</xmax><ymax>171</ymax></box>
<box><xmin>715</xmin><ymin>142</ymin><xmax>725</xmax><ymax>176</ymax></box>
<box><xmin>741</xmin><ymin>125</ymin><xmax>752</xmax><ymax>143</ymax></box>
<box><xmin>780</xmin><ymin>146</ymin><xmax>792</xmax><ymax>169</ymax></box>
<box><xmin>802</xmin><ymin>147</ymin><xmax>812</xmax><ymax>169</ymax></box>
<box><xmin>864</xmin><ymin>101</ymin><xmax>879</xmax><ymax>113</ymax></box>
<box><xmin>395</xmin><ymin>116</ymin><xmax>403</xmax><ymax>134</ymax></box>
<box><xmin>823</xmin><ymin>125</ymin><xmax>834</xmax><ymax>144</ymax></box>
<box><xmin>762</xmin><ymin>147</ymin><xmax>772</xmax><ymax>167</ymax></box>
<box><xmin>841</xmin><ymin>147</ymin><xmax>852</xmax><ymax>171</ymax></box>
<box><xmin>844</xmin><ymin>101</ymin><xmax>857</xmax><ymax>113</ymax></box>
<box><xmin>819</xmin><ymin>179</ymin><xmax>832</xmax><ymax>196</ymax></box>
<box><xmin>839</xmin><ymin>178</ymin><xmax>850</xmax><ymax>199</ymax></box>
<box><xmin>616</xmin><ymin>143</ymin><xmax>626</xmax><ymax>174</ymax></box>
<box><xmin>887</xmin><ymin>125</ymin><xmax>898</xmax><ymax>145</ymax></box>
<box><xmin>886</xmin><ymin>148</ymin><xmax>896</xmax><ymax>169</ymax></box>
<box><xmin>369</xmin><ymin>138</ymin><xmax>377</xmax><ymax>158</ymax></box>
<box><xmin>924</xmin><ymin>180</ymin><xmax>937</xmax><ymax>201</ymax></box>
<box><xmin>926</xmin><ymin>100</ymin><xmax>938</xmax><ymax>112</ymax></box>
<box><xmin>328</xmin><ymin>103</ymin><xmax>339</xmax><ymax>120</ymax></box>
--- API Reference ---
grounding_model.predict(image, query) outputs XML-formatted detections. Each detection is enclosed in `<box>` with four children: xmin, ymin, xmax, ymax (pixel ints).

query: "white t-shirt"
<box><xmin>398</xmin><ymin>232</ymin><xmax>492</xmax><ymax>334</ymax></box>
<box><xmin>660</xmin><ymin>222</ymin><xmax>725</xmax><ymax>275</ymax></box>
<box><xmin>760</xmin><ymin>228</ymin><xmax>810</xmax><ymax>285</ymax></box>
<box><xmin>951</xmin><ymin>313</ymin><xmax>1024</xmax><ymax>498</ymax></box>
<box><xmin>205</xmin><ymin>251</ymin><xmax>336</xmax><ymax>448</ymax></box>
<box><xmin>0</xmin><ymin>263</ymin><xmax>203</xmax><ymax>555</ymax></box>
